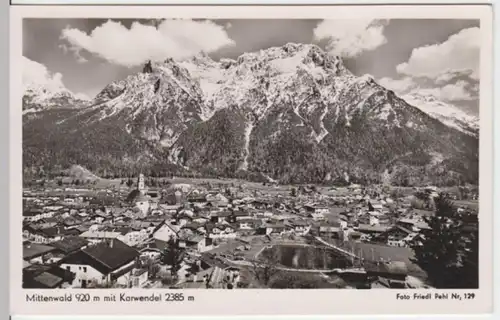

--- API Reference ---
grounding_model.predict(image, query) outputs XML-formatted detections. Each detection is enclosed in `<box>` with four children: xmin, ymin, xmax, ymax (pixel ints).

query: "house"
<box><xmin>89</xmin><ymin>213</ymin><xmax>108</xmax><ymax>224</ymax></box>
<box><xmin>59</xmin><ymin>239</ymin><xmax>140</xmax><ymax>288</ymax></box>
<box><xmin>23</xmin><ymin>242</ymin><xmax>56</xmax><ymax>264</ymax></box>
<box><xmin>62</xmin><ymin>217</ymin><xmax>83</xmax><ymax>228</ymax></box>
<box><xmin>206</xmin><ymin>224</ymin><xmax>237</xmax><ymax>239</ymax></box>
<box><xmin>159</xmin><ymin>204</ymin><xmax>182</xmax><ymax>214</ymax></box>
<box><xmin>290</xmin><ymin>220</ymin><xmax>311</xmax><ymax>236</ymax></box>
<box><xmin>206</xmin><ymin>193</ymin><xmax>229</xmax><ymax>207</ymax></box>
<box><xmin>104</xmin><ymin>227</ymin><xmax>149</xmax><ymax>247</ymax></box>
<box><xmin>357</xmin><ymin>224</ymin><xmax>390</xmax><ymax>236</ymax></box>
<box><xmin>23</xmin><ymin>264</ymin><xmax>75</xmax><ymax>289</ymax></box>
<box><xmin>197</xmin><ymin>237</ymin><xmax>214</xmax><ymax>252</ymax></box>
<box><xmin>30</xmin><ymin>226</ymin><xmax>81</xmax><ymax>244</ymax></box>
<box><xmin>318</xmin><ymin>223</ymin><xmax>342</xmax><ymax>239</ymax></box>
<box><xmin>238</xmin><ymin>218</ymin><xmax>260</xmax><ymax>230</ymax></box>
<box><xmin>185</xmin><ymin>235</ymin><xmax>214</xmax><ymax>253</ymax></box>
<box><xmin>377</xmin><ymin>225</ymin><xmax>413</xmax><ymax>247</ymax></box>
<box><xmin>257</xmin><ymin>223</ymin><xmax>286</xmax><ymax>236</ymax></box>
<box><xmin>48</xmin><ymin>236</ymin><xmax>89</xmax><ymax>263</ymax></box>
<box><xmin>187</xmin><ymin>195</ymin><xmax>208</xmax><ymax>204</ymax></box>
<box><xmin>139</xmin><ymin>246</ymin><xmax>161</xmax><ymax>261</ymax></box>
<box><xmin>368</xmin><ymin>201</ymin><xmax>384</xmax><ymax>212</ymax></box>
<box><xmin>23</xmin><ymin>209</ymin><xmax>44</xmax><ymax>223</ymax></box>
<box><xmin>152</xmin><ymin>223</ymin><xmax>180</xmax><ymax>249</ymax></box>
<box><xmin>309</xmin><ymin>211</ymin><xmax>326</xmax><ymax>221</ymax></box>
<box><xmin>397</xmin><ymin>218</ymin><xmax>432</xmax><ymax>234</ymax></box>
<box><xmin>128</xmin><ymin>268</ymin><xmax>149</xmax><ymax>288</ymax></box>
<box><xmin>79</xmin><ymin>230</ymin><xmax>123</xmax><ymax>244</ymax></box>
<box><xmin>231</xmin><ymin>210</ymin><xmax>251</xmax><ymax>221</ymax></box>
<box><xmin>209</xmin><ymin>211</ymin><xmax>232</xmax><ymax>223</ymax></box>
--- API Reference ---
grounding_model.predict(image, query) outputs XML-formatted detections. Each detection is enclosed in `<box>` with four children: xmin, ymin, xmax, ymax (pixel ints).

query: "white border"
<box><xmin>7</xmin><ymin>0</ymin><xmax>495</xmax><ymax>6</ymax></box>
<box><xmin>10</xmin><ymin>5</ymin><xmax>494</xmax><ymax>316</ymax></box>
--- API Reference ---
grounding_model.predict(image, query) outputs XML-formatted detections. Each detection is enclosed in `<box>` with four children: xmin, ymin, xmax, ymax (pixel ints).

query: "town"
<box><xmin>22</xmin><ymin>173</ymin><xmax>479</xmax><ymax>290</ymax></box>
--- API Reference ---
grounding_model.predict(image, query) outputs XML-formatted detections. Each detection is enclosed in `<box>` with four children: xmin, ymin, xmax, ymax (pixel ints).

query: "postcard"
<box><xmin>10</xmin><ymin>3</ymin><xmax>493</xmax><ymax>316</ymax></box>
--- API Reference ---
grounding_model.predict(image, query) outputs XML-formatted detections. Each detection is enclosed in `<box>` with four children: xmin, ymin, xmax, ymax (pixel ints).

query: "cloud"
<box><xmin>74</xmin><ymin>92</ymin><xmax>91</xmax><ymax>100</ymax></box>
<box><xmin>396</xmin><ymin>27</ymin><xmax>480</xmax><ymax>81</ymax></box>
<box><xmin>313</xmin><ymin>19</ymin><xmax>388</xmax><ymax>58</ymax></box>
<box><xmin>60</xmin><ymin>19</ymin><xmax>235</xmax><ymax>67</ymax></box>
<box><xmin>22</xmin><ymin>56</ymin><xmax>66</xmax><ymax>92</ymax></box>
<box><xmin>417</xmin><ymin>80</ymin><xmax>476</xmax><ymax>102</ymax></box>
<box><xmin>378</xmin><ymin>77</ymin><xmax>416</xmax><ymax>94</ymax></box>
<box><xmin>22</xmin><ymin>57</ymin><xmax>89</xmax><ymax>99</ymax></box>
<box><xmin>434</xmin><ymin>69</ymin><xmax>476</xmax><ymax>85</ymax></box>
<box><xmin>59</xmin><ymin>43</ymin><xmax>88</xmax><ymax>63</ymax></box>
<box><xmin>378</xmin><ymin>74</ymin><xmax>477</xmax><ymax>103</ymax></box>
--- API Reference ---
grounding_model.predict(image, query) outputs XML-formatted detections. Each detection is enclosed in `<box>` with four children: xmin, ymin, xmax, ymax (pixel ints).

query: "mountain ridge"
<box><xmin>22</xmin><ymin>43</ymin><xmax>479</xmax><ymax>186</ymax></box>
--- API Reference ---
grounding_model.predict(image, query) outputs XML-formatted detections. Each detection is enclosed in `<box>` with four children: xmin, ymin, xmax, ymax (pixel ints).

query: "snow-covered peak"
<box><xmin>403</xmin><ymin>92</ymin><xmax>479</xmax><ymax>135</ymax></box>
<box><xmin>22</xmin><ymin>57</ymin><xmax>90</xmax><ymax>113</ymax></box>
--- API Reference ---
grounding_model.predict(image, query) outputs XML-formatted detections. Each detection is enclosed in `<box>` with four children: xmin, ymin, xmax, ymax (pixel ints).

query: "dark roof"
<box><xmin>200</xmin><ymin>253</ymin><xmax>230</xmax><ymax>269</ymax></box>
<box><xmin>23</xmin><ymin>243</ymin><xmax>56</xmax><ymax>260</ymax></box>
<box><xmin>39</xmin><ymin>226</ymin><xmax>80</xmax><ymax>237</ymax></box>
<box><xmin>61</xmin><ymin>239</ymin><xmax>140</xmax><ymax>275</ymax></box>
<box><xmin>232</xmin><ymin>210</ymin><xmax>249</xmax><ymax>217</ymax></box>
<box><xmin>33</xmin><ymin>272</ymin><xmax>64</xmax><ymax>288</ymax></box>
<box><xmin>51</xmin><ymin>236</ymin><xmax>89</xmax><ymax>254</ymax></box>
<box><xmin>83</xmin><ymin>239</ymin><xmax>139</xmax><ymax>269</ymax></box>
<box><xmin>391</xmin><ymin>225</ymin><xmax>413</xmax><ymax>235</ymax></box>
<box><xmin>23</xmin><ymin>210</ymin><xmax>42</xmax><ymax>217</ymax></box>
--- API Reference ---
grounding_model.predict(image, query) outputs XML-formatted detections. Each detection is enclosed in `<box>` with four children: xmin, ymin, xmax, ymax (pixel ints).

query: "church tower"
<box><xmin>137</xmin><ymin>173</ymin><xmax>145</xmax><ymax>194</ymax></box>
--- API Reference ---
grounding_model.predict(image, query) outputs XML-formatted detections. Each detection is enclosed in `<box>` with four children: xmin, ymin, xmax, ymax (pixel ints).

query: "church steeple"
<box><xmin>137</xmin><ymin>173</ymin><xmax>145</xmax><ymax>194</ymax></box>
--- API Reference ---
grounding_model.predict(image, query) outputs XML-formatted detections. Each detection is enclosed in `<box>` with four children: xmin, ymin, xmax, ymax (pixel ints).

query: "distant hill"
<box><xmin>64</xmin><ymin>165</ymin><xmax>101</xmax><ymax>182</ymax></box>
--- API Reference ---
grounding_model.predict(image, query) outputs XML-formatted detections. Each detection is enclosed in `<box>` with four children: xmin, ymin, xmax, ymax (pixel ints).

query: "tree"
<box><xmin>126</xmin><ymin>178</ymin><xmax>134</xmax><ymax>188</ymax></box>
<box><xmin>414</xmin><ymin>191</ymin><xmax>430</xmax><ymax>209</ymax></box>
<box><xmin>57</xmin><ymin>179</ymin><xmax>63</xmax><ymax>186</ymax></box>
<box><xmin>290</xmin><ymin>187</ymin><xmax>297</xmax><ymax>197</ymax></box>
<box><xmin>457</xmin><ymin>228</ymin><xmax>479</xmax><ymax>288</ymax></box>
<box><xmin>249</xmin><ymin>250</ymin><xmax>280</xmax><ymax>286</ymax></box>
<box><xmin>410</xmin><ymin>194</ymin><xmax>466</xmax><ymax>288</ymax></box>
<box><xmin>161</xmin><ymin>237</ymin><xmax>184</xmax><ymax>278</ymax></box>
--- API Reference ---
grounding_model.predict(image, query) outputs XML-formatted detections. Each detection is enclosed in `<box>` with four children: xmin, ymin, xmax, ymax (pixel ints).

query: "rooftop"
<box><xmin>23</xmin><ymin>243</ymin><xmax>56</xmax><ymax>260</ymax></box>
<box><xmin>83</xmin><ymin>239</ymin><xmax>140</xmax><ymax>271</ymax></box>
<box><xmin>51</xmin><ymin>236</ymin><xmax>89</xmax><ymax>254</ymax></box>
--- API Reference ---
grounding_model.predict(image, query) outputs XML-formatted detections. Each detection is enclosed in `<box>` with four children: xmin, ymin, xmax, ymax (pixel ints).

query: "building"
<box><xmin>23</xmin><ymin>264</ymin><xmax>75</xmax><ymax>289</ymax></box>
<box><xmin>23</xmin><ymin>242</ymin><xmax>56</xmax><ymax>264</ymax></box>
<box><xmin>152</xmin><ymin>223</ymin><xmax>180</xmax><ymax>249</ymax></box>
<box><xmin>59</xmin><ymin>239</ymin><xmax>140</xmax><ymax>288</ymax></box>
<box><xmin>79</xmin><ymin>230</ymin><xmax>123</xmax><ymax>244</ymax></box>
<box><xmin>125</xmin><ymin>174</ymin><xmax>152</xmax><ymax>216</ymax></box>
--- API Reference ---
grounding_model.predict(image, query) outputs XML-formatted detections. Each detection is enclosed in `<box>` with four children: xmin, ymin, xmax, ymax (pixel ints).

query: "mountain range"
<box><xmin>22</xmin><ymin>43</ymin><xmax>479</xmax><ymax>186</ymax></box>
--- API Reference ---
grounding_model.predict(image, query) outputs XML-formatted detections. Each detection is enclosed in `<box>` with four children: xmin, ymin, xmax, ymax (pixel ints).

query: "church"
<box><xmin>126</xmin><ymin>174</ymin><xmax>160</xmax><ymax>216</ymax></box>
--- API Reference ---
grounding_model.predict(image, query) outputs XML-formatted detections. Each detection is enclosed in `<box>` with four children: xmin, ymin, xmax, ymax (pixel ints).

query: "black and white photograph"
<box><xmin>11</xmin><ymin>4</ymin><xmax>494</xmax><ymax>316</ymax></box>
<box><xmin>20</xmin><ymin>15</ymin><xmax>484</xmax><ymax>290</ymax></box>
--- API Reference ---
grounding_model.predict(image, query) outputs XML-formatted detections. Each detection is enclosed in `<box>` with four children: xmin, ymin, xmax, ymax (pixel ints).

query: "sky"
<box><xmin>23</xmin><ymin>18</ymin><xmax>480</xmax><ymax>115</ymax></box>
